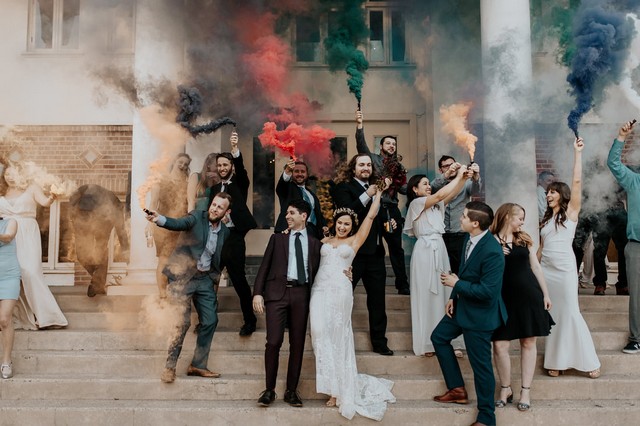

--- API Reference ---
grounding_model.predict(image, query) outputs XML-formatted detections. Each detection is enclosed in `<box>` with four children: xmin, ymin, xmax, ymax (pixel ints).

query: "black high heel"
<box><xmin>495</xmin><ymin>385</ymin><xmax>513</xmax><ymax>408</ymax></box>
<box><xmin>517</xmin><ymin>386</ymin><xmax>531</xmax><ymax>411</ymax></box>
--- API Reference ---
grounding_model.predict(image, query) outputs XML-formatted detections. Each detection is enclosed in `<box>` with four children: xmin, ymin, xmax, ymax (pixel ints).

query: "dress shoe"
<box><xmin>373</xmin><ymin>346</ymin><xmax>394</xmax><ymax>356</ymax></box>
<box><xmin>594</xmin><ymin>285</ymin><xmax>606</xmax><ymax>295</ymax></box>
<box><xmin>87</xmin><ymin>285</ymin><xmax>106</xmax><ymax>297</ymax></box>
<box><xmin>284</xmin><ymin>389</ymin><xmax>303</xmax><ymax>407</ymax></box>
<box><xmin>397</xmin><ymin>287</ymin><xmax>410</xmax><ymax>295</ymax></box>
<box><xmin>187</xmin><ymin>365</ymin><xmax>220</xmax><ymax>378</ymax></box>
<box><xmin>160</xmin><ymin>367</ymin><xmax>176</xmax><ymax>383</ymax></box>
<box><xmin>239</xmin><ymin>323</ymin><xmax>257</xmax><ymax>336</ymax></box>
<box><xmin>258</xmin><ymin>389</ymin><xmax>277</xmax><ymax>407</ymax></box>
<box><xmin>617</xmin><ymin>286</ymin><xmax>630</xmax><ymax>296</ymax></box>
<box><xmin>434</xmin><ymin>386</ymin><xmax>469</xmax><ymax>404</ymax></box>
<box><xmin>469</xmin><ymin>422</ymin><xmax>488</xmax><ymax>426</ymax></box>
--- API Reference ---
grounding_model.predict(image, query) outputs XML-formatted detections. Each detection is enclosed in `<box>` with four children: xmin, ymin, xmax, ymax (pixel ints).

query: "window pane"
<box><xmin>110</xmin><ymin>0</ymin><xmax>135</xmax><ymax>52</ymax></box>
<box><xmin>34</xmin><ymin>0</ymin><xmax>54</xmax><ymax>48</ymax></box>
<box><xmin>296</xmin><ymin>16</ymin><xmax>320</xmax><ymax>62</ymax></box>
<box><xmin>369</xmin><ymin>10</ymin><xmax>384</xmax><ymax>62</ymax></box>
<box><xmin>61</xmin><ymin>0</ymin><xmax>80</xmax><ymax>49</ymax></box>
<box><xmin>391</xmin><ymin>11</ymin><xmax>406</xmax><ymax>62</ymax></box>
<box><xmin>252</xmin><ymin>137</ymin><xmax>275</xmax><ymax>229</ymax></box>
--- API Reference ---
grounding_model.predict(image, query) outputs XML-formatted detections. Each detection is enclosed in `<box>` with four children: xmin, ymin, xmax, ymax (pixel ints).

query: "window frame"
<box><xmin>27</xmin><ymin>0</ymin><xmax>81</xmax><ymax>52</ymax></box>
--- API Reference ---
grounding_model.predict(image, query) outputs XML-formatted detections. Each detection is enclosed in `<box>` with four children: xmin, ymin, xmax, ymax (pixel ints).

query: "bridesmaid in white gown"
<box><xmin>310</xmin><ymin>180</ymin><xmax>395</xmax><ymax>421</ymax></box>
<box><xmin>538</xmin><ymin>137</ymin><xmax>600</xmax><ymax>378</ymax></box>
<box><xmin>0</xmin><ymin>164</ymin><xmax>68</xmax><ymax>330</ymax></box>
<box><xmin>403</xmin><ymin>166</ymin><xmax>469</xmax><ymax>357</ymax></box>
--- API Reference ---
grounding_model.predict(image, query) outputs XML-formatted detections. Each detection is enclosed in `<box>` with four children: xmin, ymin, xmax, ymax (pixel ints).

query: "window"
<box><xmin>293</xmin><ymin>2</ymin><xmax>408</xmax><ymax>66</ymax></box>
<box><xmin>28</xmin><ymin>0</ymin><xmax>80</xmax><ymax>51</ymax></box>
<box><xmin>27</xmin><ymin>0</ymin><xmax>135</xmax><ymax>53</ymax></box>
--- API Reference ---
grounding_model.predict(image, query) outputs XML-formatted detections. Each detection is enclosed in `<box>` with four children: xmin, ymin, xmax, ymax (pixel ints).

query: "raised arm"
<box><xmin>355</xmin><ymin>110</ymin><xmax>372</xmax><ymax>156</ymax></box>
<box><xmin>608</xmin><ymin>121</ymin><xmax>638</xmax><ymax>190</ymax></box>
<box><xmin>438</xmin><ymin>166</ymin><xmax>470</xmax><ymax>206</ymax></box>
<box><xmin>31</xmin><ymin>184</ymin><xmax>56</xmax><ymax>207</ymax></box>
<box><xmin>567</xmin><ymin>137</ymin><xmax>584</xmax><ymax>221</ymax></box>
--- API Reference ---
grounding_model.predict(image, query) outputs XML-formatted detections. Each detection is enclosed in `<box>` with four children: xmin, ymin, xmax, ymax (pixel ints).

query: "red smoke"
<box><xmin>259</xmin><ymin>122</ymin><xmax>336</xmax><ymax>175</ymax></box>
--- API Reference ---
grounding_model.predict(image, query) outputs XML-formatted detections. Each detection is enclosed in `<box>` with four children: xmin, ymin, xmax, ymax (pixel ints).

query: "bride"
<box><xmin>309</xmin><ymin>179</ymin><xmax>395</xmax><ymax>421</ymax></box>
<box><xmin>0</xmin><ymin>162</ymin><xmax>68</xmax><ymax>330</ymax></box>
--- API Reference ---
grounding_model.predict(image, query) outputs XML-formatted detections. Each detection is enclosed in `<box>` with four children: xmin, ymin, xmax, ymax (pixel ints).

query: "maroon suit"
<box><xmin>253</xmin><ymin>232</ymin><xmax>322</xmax><ymax>392</ymax></box>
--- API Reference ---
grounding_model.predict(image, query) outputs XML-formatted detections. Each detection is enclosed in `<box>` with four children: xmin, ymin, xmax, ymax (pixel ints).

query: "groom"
<box><xmin>252</xmin><ymin>199</ymin><xmax>322</xmax><ymax>407</ymax></box>
<box><xmin>431</xmin><ymin>201</ymin><xmax>506</xmax><ymax>426</ymax></box>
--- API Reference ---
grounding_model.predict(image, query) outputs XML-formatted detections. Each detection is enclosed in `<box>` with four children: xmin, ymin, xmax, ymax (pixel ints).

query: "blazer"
<box><xmin>210</xmin><ymin>153</ymin><xmax>258</xmax><ymax>234</ymax></box>
<box><xmin>253</xmin><ymin>232</ymin><xmax>322</xmax><ymax>302</ymax></box>
<box><xmin>331</xmin><ymin>179</ymin><xmax>383</xmax><ymax>256</ymax></box>
<box><xmin>274</xmin><ymin>173</ymin><xmax>326</xmax><ymax>233</ymax></box>
<box><xmin>449</xmin><ymin>231</ymin><xmax>507</xmax><ymax>331</ymax></box>
<box><xmin>160</xmin><ymin>210</ymin><xmax>230</xmax><ymax>284</ymax></box>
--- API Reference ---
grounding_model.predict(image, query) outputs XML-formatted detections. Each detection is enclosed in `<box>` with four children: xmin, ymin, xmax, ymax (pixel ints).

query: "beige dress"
<box><xmin>0</xmin><ymin>190</ymin><xmax>68</xmax><ymax>329</ymax></box>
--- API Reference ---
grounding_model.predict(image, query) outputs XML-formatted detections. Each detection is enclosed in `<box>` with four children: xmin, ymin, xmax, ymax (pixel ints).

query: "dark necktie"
<box><xmin>300</xmin><ymin>187</ymin><xmax>316</xmax><ymax>225</ymax></box>
<box><xmin>364</xmin><ymin>183</ymin><xmax>369</xmax><ymax>190</ymax></box>
<box><xmin>465</xmin><ymin>239</ymin><xmax>472</xmax><ymax>260</ymax></box>
<box><xmin>295</xmin><ymin>232</ymin><xmax>306</xmax><ymax>284</ymax></box>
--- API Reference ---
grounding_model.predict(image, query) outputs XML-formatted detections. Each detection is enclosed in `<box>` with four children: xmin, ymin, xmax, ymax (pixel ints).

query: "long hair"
<box><xmin>490</xmin><ymin>203</ymin><xmax>533</xmax><ymax>248</ymax></box>
<box><xmin>195</xmin><ymin>153</ymin><xmax>218</xmax><ymax>197</ymax></box>
<box><xmin>540</xmin><ymin>181</ymin><xmax>571</xmax><ymax>229</ymax></box>
<box><xmin>0</xmin><ymin>156</ymin><xmax>8</xmax><ymax>196</ymax></box>
<box><xmin>329</xmin><ymin>207</ymin><xmax>359</xmax><ymax>237</ymax></box>
<box><xmin>406</xmin><ymin>174</ymin><xmax>427</xmax><ymax>205</ymax></box>
<box><xmin>169</xmin><ymin>153</ymin><xmax>192</xmax><ymax>178</ymax></box>
<box><xmin>333</xmin><ymin>154</ymin><xmax>379</xmax><ymax>185</ymax></box>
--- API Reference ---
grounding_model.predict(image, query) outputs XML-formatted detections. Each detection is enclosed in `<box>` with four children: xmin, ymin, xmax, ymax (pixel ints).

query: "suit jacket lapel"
<box><xmin>460</xmin><ymin>232</ymin><xmax>490</xmax><ymax>274</ymax></box>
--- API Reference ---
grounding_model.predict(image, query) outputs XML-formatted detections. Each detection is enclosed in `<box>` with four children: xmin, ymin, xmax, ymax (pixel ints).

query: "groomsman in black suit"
<box><xmin>210</xmin><ymin>130</ymin><xmax>258</xmax><ymax>336</ymax></box>
<box><xmin>431</xmin><ymin>201</ymin><xmax>507</xmax><ymax>426</ymax></box>
<box><xmin>275</xmin><ymin>158</ymin><xmax>326</xmax><ymax>239</ymax></box>
<box><xmin>253</xmin><ymin>199</ymin><xmax>322</xmax><ymax>407</ymax></box>
<box><xmin>331</xmin><ymin>154</ymin><xmax>393</xmax><ymax>356</ymax></box>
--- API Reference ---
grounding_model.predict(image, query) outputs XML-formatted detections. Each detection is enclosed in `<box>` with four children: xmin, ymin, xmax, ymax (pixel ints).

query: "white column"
<box><xmin>481</xmin><ymin>0</ymin><xmax>539</xmax><ymax>240</ymax></box>
<box><xmin>117</xmin><ymin>0</ymin><xmax>185</xmax><ymax>292</ymax></box>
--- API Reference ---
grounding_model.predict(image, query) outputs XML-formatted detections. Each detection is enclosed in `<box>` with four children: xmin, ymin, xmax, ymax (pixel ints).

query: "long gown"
<box><xmin>0</xmin><ymin>190</ymin><xmax>68</xmax><ymax>329</ymax></box>
<box><xmin>403</xmin><ymin>199</ymin><xmax>464</xmax><ymax>355</ymax></box>
<box><xmin>492</xmin><ymin>244</ymin><xmax>554</xmax><ymax>341</ymax></box>
<box><xmin>309</xmin><ymin>244</ymin><xmax>396</xmax><ymax>421</ymax></box>
<box><xmin>540</xmin><ymin>217</ymin><xmax>600</xmax><ymax>372</ymax></box>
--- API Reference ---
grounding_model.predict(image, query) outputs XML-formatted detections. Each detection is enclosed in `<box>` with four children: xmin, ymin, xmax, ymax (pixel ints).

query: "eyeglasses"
<box><xmin>440</xmin><ymin>162</ymin><xmax>454</xmax><ymax>170</ymax></box>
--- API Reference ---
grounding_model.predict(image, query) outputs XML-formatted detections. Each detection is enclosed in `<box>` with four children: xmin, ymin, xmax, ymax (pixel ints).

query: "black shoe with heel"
<box><xmin>495</xmin><ymin>385</ymin><xmax>513</xmax><ymax>408</ymax></box>
<box><xmin>517</xmin><ymin>386</ymin><xmax>531</xmax><ymax>411</ymax></box>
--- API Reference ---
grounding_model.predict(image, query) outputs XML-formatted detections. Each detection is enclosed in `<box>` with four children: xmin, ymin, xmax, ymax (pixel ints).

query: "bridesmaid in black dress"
<box><xmin>489</xmin><ymin>203</ymin><xmax>554</xmax><ymax>412</ymax></box>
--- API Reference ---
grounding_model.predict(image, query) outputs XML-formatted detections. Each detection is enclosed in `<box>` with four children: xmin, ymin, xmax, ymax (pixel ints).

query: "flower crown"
<box><xmin>333</xmin><ymin>207</ymin><xmax>359</xmax><ymax>226</ymax></box>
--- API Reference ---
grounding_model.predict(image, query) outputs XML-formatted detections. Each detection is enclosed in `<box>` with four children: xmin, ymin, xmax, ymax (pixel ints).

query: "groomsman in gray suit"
<box><xmin>146</xmin><ymin>192</ymin><xmax>231</xmax><ymax>383</ymax></box>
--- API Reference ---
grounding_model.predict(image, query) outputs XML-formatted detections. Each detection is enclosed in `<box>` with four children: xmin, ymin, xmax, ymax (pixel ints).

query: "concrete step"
<box><xmin>0</xmin><ymin>399</ymin><xmax>636</xmax><ymax>426</ymax></box>
<box><xmin>10</xmin><ymin>328</ymin><xmax>630</xmax><ymax>352</ymax></box>
<box><xmin>10</xmin><ymin>349</ymin><xmax>639</xmax><ymax>378</ymax></box>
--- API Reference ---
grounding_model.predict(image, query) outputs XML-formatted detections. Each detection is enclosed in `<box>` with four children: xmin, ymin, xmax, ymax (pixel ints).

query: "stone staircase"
<box><xmin>0</xmin><ymin>264</ymin><xmax>638</xmax><ymax>425</ymax></box>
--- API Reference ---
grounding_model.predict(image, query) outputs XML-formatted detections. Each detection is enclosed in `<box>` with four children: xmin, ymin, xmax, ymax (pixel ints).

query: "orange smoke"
<box><xmin>439</xmin><ymin>103</ymin><xmax>478</xmax><ymax>161</ymax></box>
<box><xmin>136</xmin><ymin>105</ymin><xmax>190</xmax><ymax>210</ymax></box>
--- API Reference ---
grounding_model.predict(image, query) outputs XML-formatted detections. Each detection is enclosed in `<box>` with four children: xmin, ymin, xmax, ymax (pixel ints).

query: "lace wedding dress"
<box><xmin>310</xmin><ymin>243</ymin><xmax>395</xmax><ymax>421</ymax></box>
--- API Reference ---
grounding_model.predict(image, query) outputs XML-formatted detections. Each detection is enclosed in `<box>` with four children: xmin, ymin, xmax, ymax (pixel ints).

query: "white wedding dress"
<box><xmin>540</xmin><ymin>217</ymin><xmax>599</xmax><ymax>372</ymax></box>
<box><xmin>0</xmin><ymin>190</ymin><xmax>68</xmax><ymax>329</ymax></box>
<box><xmin>310</xmin><ymin>243</ymin><xmax>395</xmax><ymax>421</ymax></box>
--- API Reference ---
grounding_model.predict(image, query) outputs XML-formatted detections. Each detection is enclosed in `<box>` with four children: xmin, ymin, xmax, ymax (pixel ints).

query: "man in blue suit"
<box><xmin>146</xmin><ymin>192</ymin><xmax>231</xmax><ymax>384</ymax></box>
<box><xmin>431</xmin><ymin>201</ymin><xmax>506</xmax><ymax>426</ymax></box>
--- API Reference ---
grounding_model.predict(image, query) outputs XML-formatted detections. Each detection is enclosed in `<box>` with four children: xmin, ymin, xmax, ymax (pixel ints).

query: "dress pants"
<box><xmin>432</xmin><ymin>315</ymin><xmax>496</xmax><ymax>426</ymax></box>
<box><xmin>380</xmin><ymin>203</ymin><xmax>409</xmax><ymax>290</ymax></box>
<box><xmin>264</xmin><ymin>286</ymin><xmax>310</xmax><ymax>391</ymax></box>
<box><xmin>443</xmin><ymin>232</ymin><xmax>466</xmax><ymax>275</ymax></box>
<box><xmin>221</xmin><ymin>228</ymin><xmax>257</xmax><ymax>326</ymax></box>
<box><xmin>165</xmin><ymin>274</ymin><xmax>219</xmax><ymax>370</ymax></box>
<box><xmin>627</xmin><ymin>242</ymin><xmax>640</xmax><ymax>342</ymax></box>
<box><xmin>352</xmin><ymin>252</ymin><xmax>388</xmax><ymax>350</ymax></box>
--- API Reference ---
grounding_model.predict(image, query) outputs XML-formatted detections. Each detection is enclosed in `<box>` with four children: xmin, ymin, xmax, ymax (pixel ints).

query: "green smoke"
<box><xmin>321</xmin><ymin>0</ymin><xmax>369</xmax><ymax>104</ymax></box>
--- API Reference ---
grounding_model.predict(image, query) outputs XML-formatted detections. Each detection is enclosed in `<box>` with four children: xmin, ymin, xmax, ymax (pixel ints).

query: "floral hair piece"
<box><xmin>333</xmin><ymin>207</ymin><xmax>359</xmax><ymax>227</ymax></box>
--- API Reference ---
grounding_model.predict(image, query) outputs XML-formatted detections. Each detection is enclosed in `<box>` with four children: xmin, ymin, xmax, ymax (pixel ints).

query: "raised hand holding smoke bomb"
<box><xmin>617</xmin><ymin>119</ymin><xmax>637</xmax><ymax>141</ymax></box>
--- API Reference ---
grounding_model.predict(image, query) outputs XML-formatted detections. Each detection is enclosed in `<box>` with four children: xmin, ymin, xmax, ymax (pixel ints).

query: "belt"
<box><xmin>193</xmin><ymin>270</ymin><xmax>209</xmax><ymax>278</ymax></box>
<box><xmin>286</xmin><ymin>280</ymin><xmax>308</xmax><ymax>288</ymax></box>
<box><xmin>630</xmin><ymin>239</ymin><xmax>640</xmax><ymax>244</ymax></box>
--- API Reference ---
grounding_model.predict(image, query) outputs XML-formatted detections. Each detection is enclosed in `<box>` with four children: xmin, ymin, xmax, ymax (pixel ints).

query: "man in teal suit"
<box><xmin>431</xmin><ymin>201</ymin><xmax>506</xmax><ymax>426</ymax></box>
<box><xmin>146</xmin><ymin>192</ymin><xmax>231</xmax><ymax>384</ymax></box>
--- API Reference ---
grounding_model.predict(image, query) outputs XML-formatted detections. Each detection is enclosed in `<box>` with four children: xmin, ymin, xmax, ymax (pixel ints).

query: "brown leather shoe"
<box><xmin>433</xmin><ymin>386</ymin><xmax>468</xmax><ymax>404</ymax></box>
<box><xmin>594</xmin><ymin>285</ymin><xmax>606</xmax><ymax>295</ymax></box>
<box><xmin>469</xmin><ymin>422</ymin><xmax>487</xmax><ymax>426</ymax></box>
<box><xmin>187</xmin><ymin>365</ymin><xmax>221</xmax><ymax>378</ymax></box>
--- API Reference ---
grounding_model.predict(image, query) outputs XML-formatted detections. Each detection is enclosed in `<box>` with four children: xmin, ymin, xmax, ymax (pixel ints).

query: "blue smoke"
<box><xmin>566</xmin><ymin>1</ymin><xmax>635</xmax><ymax>136</ymax></box>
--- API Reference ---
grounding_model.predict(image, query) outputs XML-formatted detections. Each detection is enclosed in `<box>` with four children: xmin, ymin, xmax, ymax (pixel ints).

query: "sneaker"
<box><xmin>1</xmin><ymin>363</ymin><xmax>13</xmax><ymax>379</ymax></box>
<box><xmin>622</xmin><ymin>342</ymin><xmax>640</xmax><ymax>354</ymax></box>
